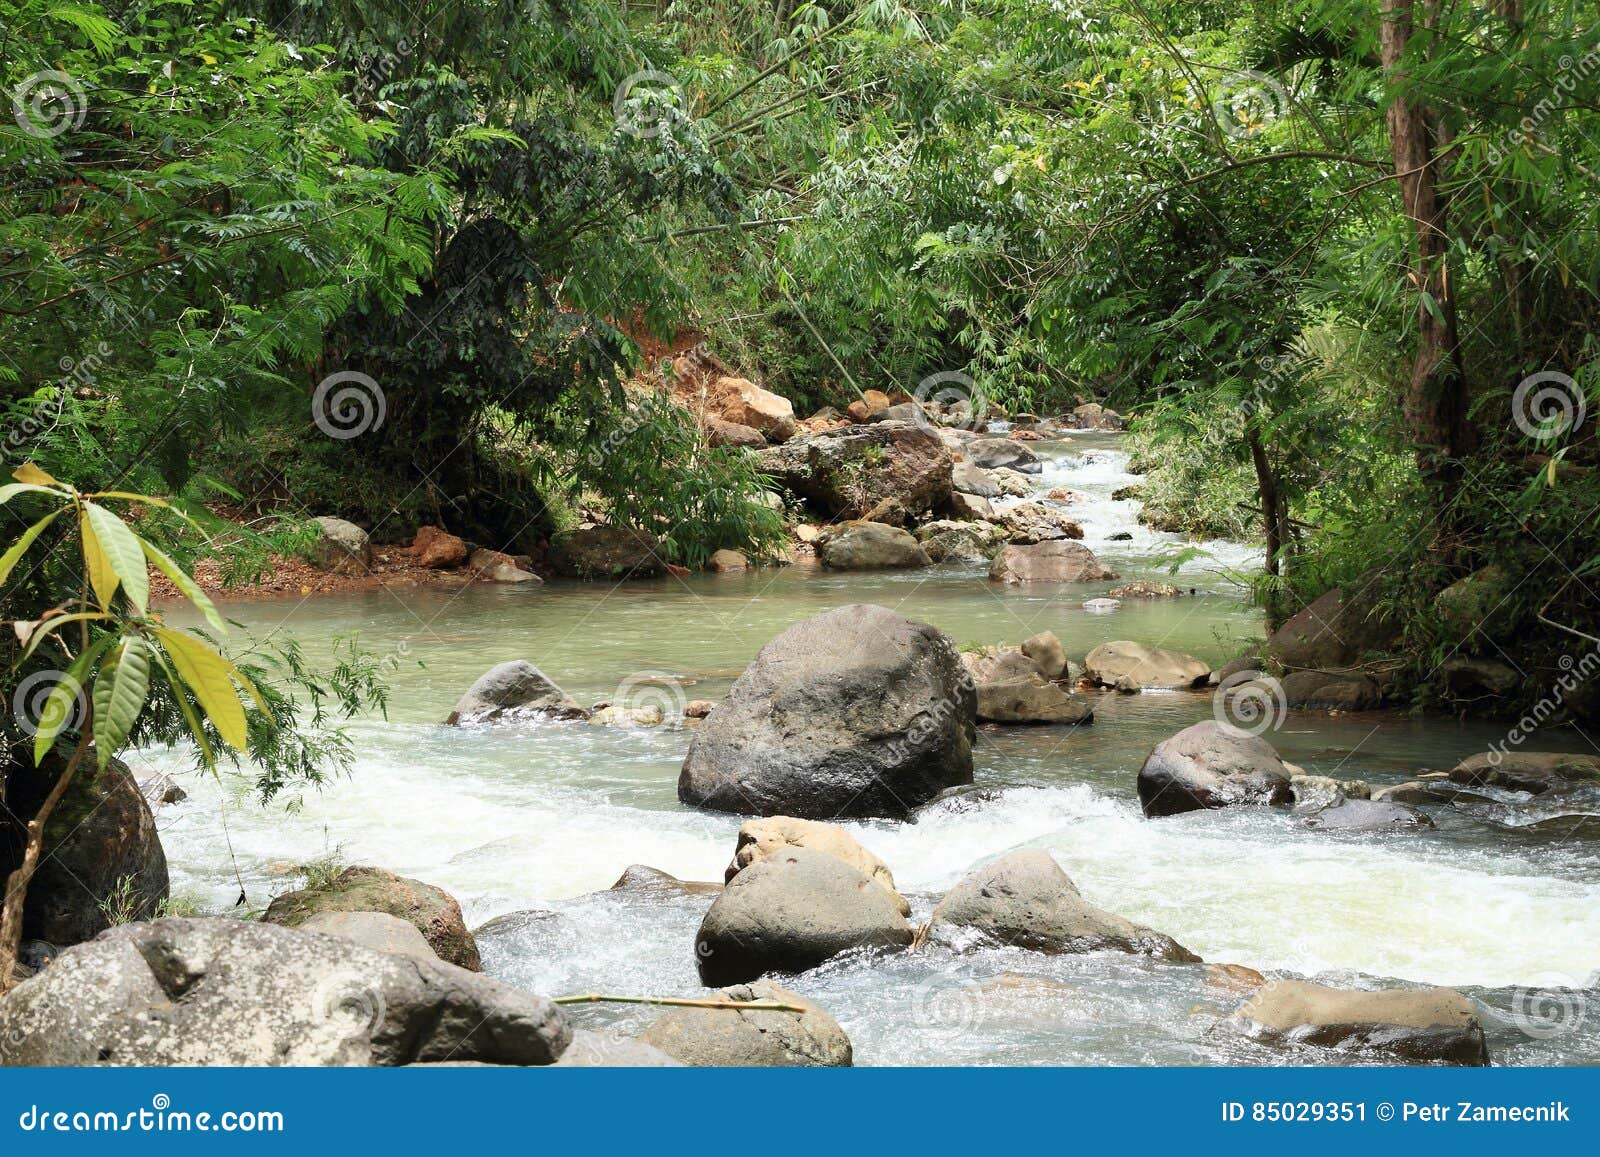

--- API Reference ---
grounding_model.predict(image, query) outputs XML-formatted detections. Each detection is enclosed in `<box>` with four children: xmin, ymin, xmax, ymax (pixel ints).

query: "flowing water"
<box><xmin>139</xmin><ymin>433</ymin><xmax>1600</xmax><ymax>1066</ymax></box>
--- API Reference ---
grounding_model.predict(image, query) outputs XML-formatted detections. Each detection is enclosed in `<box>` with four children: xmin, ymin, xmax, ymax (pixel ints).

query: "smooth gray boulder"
<box><xmin>694</xmin><ymin>848</ymin><xmax>914</xmax><ymax>985</ymax></box>
<box><xmin>301</xmin><ymin>911</ymin><xmax>440</xmax><ymax>962</ymax></box>
<box><xmin>1137</xmin><ymin>721</ymin><xmax>1293</xmax><ymax>818</ymax></box>
<box><xmin>0</xmin><ymin>918</ymin><xmax>569</xmax><ymax>1066</ymax></box>
<box><xmin>929</xmin><ymin>851</ymin><xmax>1197</xmax><ymax>961</ymax></box>
<box><xmin>1084</xmin><ymin>641</ymin><xmax>1210</xmax><ymax>690</ymax></box>
<box><xmin>640</xmin><ymin>980</ymin><xmax>851</xmax><ymax>1066</ymax></box>
<box><xmin>951</xmin><ymin>461</ymin><xmax>1002</xmax><ymax>497</ymax></box>
<box><xmin>966</xmin><ymin>437</ymin><xmax>1042</xmax><ymax>474</ymax></box>
<box><xmin>445</xmin><ymin>659</ymin><xmax>586</xmax><ymax>724</ymax></box>
<box><xmin>817</xmin><ymin>521</ymin><xmax>930</xmax><ymax>570</ymax></box>
<box><xmin>1231</xmin><ymin>980</ymin><xmax>1488</xmax><ymax>1065</ymax></box>
<box><xmin>1020</xmin><ymin>631</ymin><xmax>1069</xmax><ymax>680</ymax></box>
<box><xmin>678</xmin><ymin>604</ymin><xmax>975</xmax><ymax>819</ymax></box>
<box><xmin>310</xmin><ymin>516</ymin><xmax>371</xmax><ymax>574</ymax></box>
<box><xmin>553</xmin><ymin>1030</ymin><xmax>683</xmax><ymax>1067</ymax></box>
<box><xmin>262</xmin><ymin>865</ymin><xmax>482</xmax><ymax>971</ymax></box>
<box><xmin>989</xmin><ymin>540</ymin><xmax>1118</xmax><ymax>584</ymax></box>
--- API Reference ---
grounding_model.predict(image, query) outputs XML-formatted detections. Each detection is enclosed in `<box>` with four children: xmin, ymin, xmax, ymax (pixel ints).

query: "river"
<box><xmin>138</xmin><ymin>433</ymin><xmax>1600</xmax><ymax>1065</ymax></box>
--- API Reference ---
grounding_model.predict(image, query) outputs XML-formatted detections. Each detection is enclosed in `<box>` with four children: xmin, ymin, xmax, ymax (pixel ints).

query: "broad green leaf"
<box><xmin>84</xmin><ymin>503</ymin><xmax>149</xmax><ymax>613</ymax></box>
<box><xmin>150</xmin><ymin>646</ymin><xmax>215</xmax><ymax>769</ymax></box>
<box><xmin>12</xmin><ymin>463</ymin><xmax>61</xmax><ymax>487</ymax></box>
<box><xmin>92</xmin><ymin>636</ymin><xmax>152</xmax><ymax>769</ymax></box>
<box><xmin>155</xmin><ymin>627</ymin><xmax>248</xmax><ymax>752</ymax></box>
<box><xmin>0</xmin><ymin>508</ymin><xmax>62</xmax><ymax>586</ymax></box>
<box><xmin>140</xmin><ymin>538</ymin><xmax>225</xmax><ymax>632</ymax></box>
<box><xmin>31</xmin><ymin>635</ymin><xmax>112</xmax><ymax>766</ymax></box>
<box><xmin>80</xmin><ymin>507</ymin><xmax>119</xmax><ymax>609</ymax></box>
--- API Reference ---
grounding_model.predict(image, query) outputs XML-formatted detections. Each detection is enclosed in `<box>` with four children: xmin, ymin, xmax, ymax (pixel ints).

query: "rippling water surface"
<box><xmin>139</xmin><ymin>433</ymin><xmax>1600</xmax><ymax>1065</ymax></box>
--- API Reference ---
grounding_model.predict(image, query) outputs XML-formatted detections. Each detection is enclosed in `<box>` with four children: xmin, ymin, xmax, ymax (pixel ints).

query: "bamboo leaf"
<box><xmin>0</xmin><ymin>508</ymin><xmax>63</xmax><ymax>586</ymax></box>
<box><xmin>92</xmin><ymin>636</ymin><xmax>151</xmax><ymax>769</ymax></box>
<box><xmin>84</xmin><ymin>503</ymin><xmax>149</xmax><ymax>613</ymax></box>
<box><xmin>139</xmin><ymin>538</ymin><xmax>225</xmax><ymax>632</ymax></box>
<box><xmin>154</xmin><ymin>627</ymin><xmax>248</xmax><ymax>752</ymax></box>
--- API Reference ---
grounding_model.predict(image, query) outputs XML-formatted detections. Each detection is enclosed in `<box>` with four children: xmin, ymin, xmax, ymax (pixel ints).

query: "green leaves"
<box><xmin>92</xmin><ymin>636</ymin><xmax>151</xmax><ymax>770</ymax></box>
<box><xmin>154</xmin><ymin>627</ymin><xmax>262</xmax><ymax>755</ymax></box>
<box><xmin>83</xmin><ymin>502</ymin><xmax>149</xmax><ymax>613</ymax></box>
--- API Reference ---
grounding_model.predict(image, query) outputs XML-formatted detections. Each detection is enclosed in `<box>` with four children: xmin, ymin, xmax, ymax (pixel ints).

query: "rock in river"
<box><xmin>1447</xmin><ymin>751</ymin><xmax>1600</xmax><ymax>794</ymax></box>
<box><xmin>817</xmin><ymin>521</ymin><xmax>930</xmax><ymax>570</ymax></box>
<box><xmin>263</xmin><ymin>865</ymin><xmax>482</xmax><ymax>971</ymax></box>
<box><xmin>976</xmin><ymin>678</ymin><xmax>1094</xmax><ymax>725</ymax></box>
<box><xmin>445</xmin><ymin>659</ymin><xmax>587</xmax><ymax>724</ymax></box>
<box><xmin>1084</xmin><ymin>641</ymin><xmax>1210</xmax><ymax>690</ymax></box>
<box><xmin>989</xmin><ymin>540</ymin><xmax>1119</xmax><ymax>584</ymax></box>
<box><xmin>966</xmin><ymin>437</ymin><xmax>1042</xmax><ymax>474</ymax></box>
<box><xmin>548</xmin><ymin>524</ymin><xmax>666</xmax><ymax>580</ymax></box>
<box><xmin>1231</xmin><ymin>980</ymin><xmax>1489</xmax><ymax>1065</ymax></box>
<box><xmin>0</xmin><ymin>917</ymin><xmax>569</xmax><ymax>1066</ymax></box>
<box><xmin>640</xmin><ymin>980</ymin><xmax>852</xmax><ymax>1067</ymax></box>
<box><xmin>678</xmin><ymin>604</ymin><xmax>975</xmax><ymax>819</ymax></box>
<box><xmin>694</xmin><ymin>848</ymin><xmax>914</xmax><ymax>985</ymax></box>
<box><xmin>928</xmin><ymin>850</ymin><xmax>1198</xmax><ymax>962</ymax></box>
<box><xmin>726</xmin><ymin>816</ymin><xmax>908</xmax><ymax>916</ymax></box>
<box><xmin>757</xmin><ymin>421</ymin><xmax>952</xmax><ymax>519</ymax></box>
<box><xmin>1137</xmin><ymin>721</ymin><xmax>1293</xmax><ymax>818</ymax></box>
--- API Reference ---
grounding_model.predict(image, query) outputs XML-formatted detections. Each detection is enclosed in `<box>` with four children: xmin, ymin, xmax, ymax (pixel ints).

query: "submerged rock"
<box><xmin>1447</xmin><ymin>751</ymin><xmax>1600</xmax><ymax>794</ymax></box>
<box><xmin>1109</xmin><ymin>580</ymin><xmax>1180</xmax><ymax>599</ymax></box>
<box><xmin>1300</xmin><ymin>798</ymin><xmax>1433</xmax><ymax>832</ymax></box>
<box><xmin>1231</xmin><ymin>980</ymin><xmax>1489</xmax><ymax>1066</ymax></box>
<box><xmin>262</xmin><ymin>865</ymin><xmax>481</xmax><ymax>972</ymax></box>
<box><xmin>640</xmin><ymin>980</ymin><xmax>852</xmax><ymax>1067</ymax></box>
<box><xmin>0</xmin><ymin>918</ymin><xmax>569</xmax><ymax>1066</ymax></box>
<box><xmin>928</xmin><ymin>850</ymin><xmax>1198</xmax><ymax>962</ymax></box>
<box><xmin>989</xmin><ymin>540</ymin><xmax>1118</xmax><ymax>584</ymax></box>
<box><xmin>976</xmin><ymin>678</ymin><xmax>1094</xmax><ymax>725</ymax></box>
<box><xmin>608</xmin><ymin>865</ymin><xmax>723</xmax><ymax>897</ymax></box>
<box><xmin>726</xmin><ymin>816</ymin><xmax>908</xmax><ymax>916</ymax></box>
<box><xmin>1084</xmin><ymin>641</ymin><xmax>1210</xmax><ymax>690</ymax></box>
<box><xmin>678</xmin><ymin>604</ymin><xmax>975</xmax><ymax>819</ymax></box>
<box><xmin>694</xmin><ymin>848</ymin><xmax>914</xmax><ymax>985</ymax></box>
<box><xmin>1137</xmin><ymin>721</ymin><xmax>1293</xmax><ymax>818</ymax></box>
<box><xmin>445</xmin><ymin>659</ymin><xmax>587</xmax><ymax>724</ymax></box>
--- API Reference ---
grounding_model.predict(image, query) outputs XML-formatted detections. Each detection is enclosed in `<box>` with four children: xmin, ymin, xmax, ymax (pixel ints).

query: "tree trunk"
<box><xmin>1381</xmin><ymin>0</ymin><xmax>1472</xmax><ymax>546</ymax></box>
<box><xmin>1245</xmin><ymin>424</ymin><xmax>1290</xmax><ymax>625</ymax></box>
<box><xmin>0</xmin><ymin>734</ymin><xmax>90</xmax><ymax>994</ymax></box>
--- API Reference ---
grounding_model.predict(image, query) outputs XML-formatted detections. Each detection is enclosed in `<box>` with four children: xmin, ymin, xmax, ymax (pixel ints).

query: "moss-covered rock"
<box><xmin>262</xmin><ymin>866</ymin><xmax>480</xmax><ymax>970</ymax></box>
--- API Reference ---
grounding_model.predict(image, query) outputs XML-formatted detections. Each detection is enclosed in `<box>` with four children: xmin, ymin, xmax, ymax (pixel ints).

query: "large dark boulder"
<box><xmin>694</xmin><ymin>847</ymin><xmax>914</xmax><ymax>985</ymax></box>
<box><xmin>756</xmin><ymin>421</ymin><xmax>953</xmax><ymax>519</ymax></box>
<box><xmin>1137</xmin><ymin>721</ymin><xmax>1293</xmax><ymax>818</ymax></box>
<box><xmin>928</xmin><ymin>851</ymin><xmax>1198</xmax><ymax>962</ymax></box>
<box><xmin>4</xmin><ymin>755</ymin><xmax>168</xmax><ymax>947</ymax></box>
<box><xmin>548</xmin><ymin>525</ymin><xmax>665</xmax><ymax>580</ymax></box>
<box><xmin>262</xmin><ymin>866</ymin><xmax>482</xmax><ymax>971</ymax></box>
<box><xmin>1267</xmin><ymin>576</ymin><xmax>1395</xmax><ymax>670</ymax></box>
<box><xmin>678</xmin><ymin>604</ymin><xmax>975</xmax><ymax>818</ymax></box>
<box><xmin>0</xmin><ymin>917</ymin><xmax>569</xmax><ymax>1066</ymax></box>
<box><xmin>640</xmin><ymin>980</ymin><xmax>851</xmax><ymax>1066</ymax></box>
<box><xmin>1281</xmin><ymin>668</ymin><xmax>1382</xmax><ymax>711</ymax></box>
<box><xmin>1231</xmin><ymin>980</ymin><xmax>1489</xmax><ymax>1066</ymax></box>
<box><xmin>445</xmin><ymin>660</ymin><xmax>586</xmax><ymax>724</ymax></box>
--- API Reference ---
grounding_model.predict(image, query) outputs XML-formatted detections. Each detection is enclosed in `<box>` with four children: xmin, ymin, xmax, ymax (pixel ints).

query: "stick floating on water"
<box><xmin>553</xmin><ymin>993</ymin><xmax>805</xmax><ymax>1012</ymax></box>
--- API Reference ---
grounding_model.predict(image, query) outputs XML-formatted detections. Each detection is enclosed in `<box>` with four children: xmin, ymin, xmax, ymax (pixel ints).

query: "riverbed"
<box><xmin>138</xmin><ymin>433</ymin><xmax>1600</xmax><ymax>1065</ymax></box>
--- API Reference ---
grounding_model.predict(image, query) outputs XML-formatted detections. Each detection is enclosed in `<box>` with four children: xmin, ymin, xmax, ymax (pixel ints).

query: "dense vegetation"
<box><xmin>3</xmin><ymin>0</ymin><xmax>1598</xmax><ymax>729</ymax></box>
